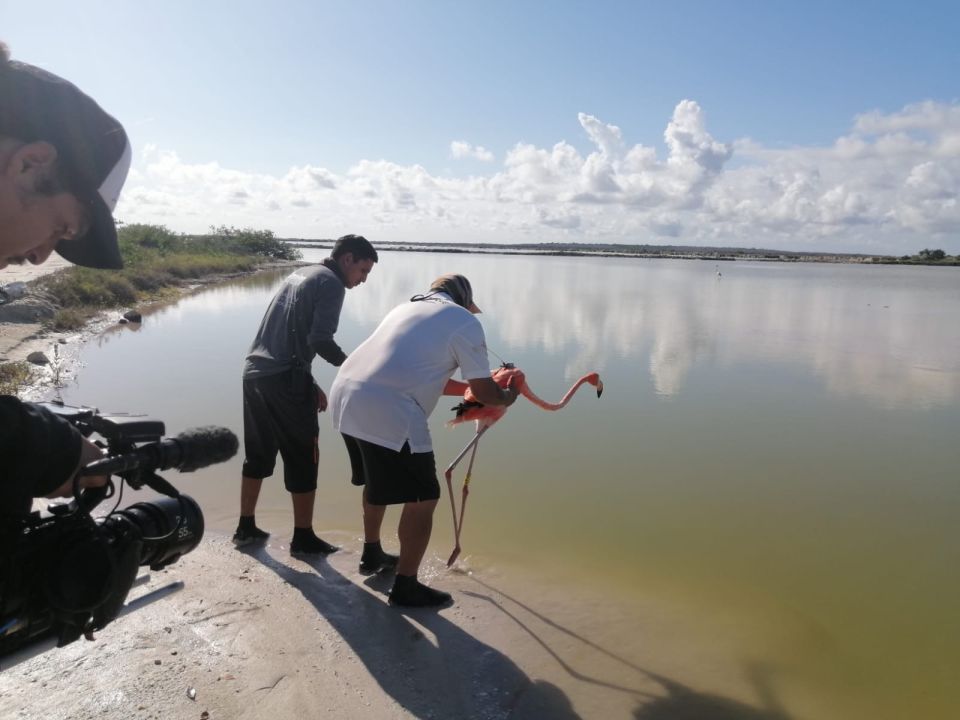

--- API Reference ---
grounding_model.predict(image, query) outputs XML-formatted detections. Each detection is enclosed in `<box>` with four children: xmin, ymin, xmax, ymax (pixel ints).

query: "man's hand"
<box><xmin>502</xmin><ymin>377</ymin><xmax>519</xmax><ymax>407</ymax></box>
<box><xmin>46</xmin><ymin>437</ymin><xmax>108</xmax><ymax>498</ymax></box>
<box><xmin>316</xmin><ymin>385</ymin><xmax>328</xmax><ymax>413</ymax></box>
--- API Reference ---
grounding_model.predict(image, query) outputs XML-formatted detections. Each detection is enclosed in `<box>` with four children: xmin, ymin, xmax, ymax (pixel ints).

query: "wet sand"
<box><xmin>0</xmin><ymin>533</ymin><xmax>803</xmax><ymax>720</ymax></box>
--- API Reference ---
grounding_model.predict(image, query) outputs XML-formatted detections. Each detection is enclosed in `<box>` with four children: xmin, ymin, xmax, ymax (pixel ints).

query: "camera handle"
<box><xmin>80</xmin><ymin>457</ymin><xmax>180</xmax><ymax>497</ymax></box>
<box><xmin>45</xmin><ymin>479</ymin><xmax>114</xmax><ymax>519</ymax></box>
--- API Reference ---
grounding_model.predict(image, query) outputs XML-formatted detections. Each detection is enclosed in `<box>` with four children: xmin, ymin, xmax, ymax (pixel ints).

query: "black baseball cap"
<box><xmin>0</xmin><ymin>48</ymin><xmax>131</xmax><ymax>269</ymax></box>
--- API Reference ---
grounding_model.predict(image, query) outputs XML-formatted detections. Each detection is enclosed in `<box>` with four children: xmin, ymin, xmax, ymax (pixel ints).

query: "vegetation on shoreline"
<box><xmin>37</xmin><ymin>224</ymin><xmax>301</xmax><ymax>331</ymax></box>
<box><xmin>1</xmin><ymin>224</ymin><xmax>299</xmax><ymax>396</ymax></box>
<box><xmin>0</xmin><ymin>361</ymin><xmax>31</xmax><ymax>396</ymax></box>
<box><xmin>886</xmin><ymin>248</ymin><xmax>960</xmax><ymax>266</ymax></box>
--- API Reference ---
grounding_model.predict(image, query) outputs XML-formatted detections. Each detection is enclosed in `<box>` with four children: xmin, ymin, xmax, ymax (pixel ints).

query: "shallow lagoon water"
<box><xmin>59</xmin><ymin>249</ymin><xmax>959</xmax><ymax>718</ymax></box>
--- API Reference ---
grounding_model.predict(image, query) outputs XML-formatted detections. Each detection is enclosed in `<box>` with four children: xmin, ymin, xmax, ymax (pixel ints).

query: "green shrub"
<box><xmin>47</xmin><ymin>307</ymin><xmax>91</xmax><ymax>331</ymax></box>
<box><xmin>33</xmin><ymin>223</ymin><xmax>286</xmax><ymax>322</ymax></box>
<box><xmin>0</xmin><ymin>361</ymin><xmax>32</xmax><ymax>396</ymax></box>
<box><xmin>102</xmin><ymin>275</ymin><xmax>137</xmax><ymax>304</ymax></box>
<box><xmin>118</xmin><ymin>224</ymin><xmax>185</xmax><ymax>264</ymax></box>
<box><xmin>41</xmin><ymin>268</ymin><xmax>113</xmax><ymax>306</ymax></box>
<box><xmin>126</xmin><ymin>267</ymin><xmax>173</xmax><ymax>291</ymax></box>
<box><xmin>159</xmin><ymin>254</ymin><xmax>255</xmax><ymax>279</ymax></box>
<box><xmin>205</xmin><ymin>225</ymin><xmax>301</xmax><ymax>260</ymax></box>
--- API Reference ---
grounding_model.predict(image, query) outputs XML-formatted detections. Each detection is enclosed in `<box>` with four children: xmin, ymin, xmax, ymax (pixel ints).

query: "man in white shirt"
<box><xmin>330</xmin><ymin>274</ymin><xmax>517</xmax><ymax>607</ymax></box>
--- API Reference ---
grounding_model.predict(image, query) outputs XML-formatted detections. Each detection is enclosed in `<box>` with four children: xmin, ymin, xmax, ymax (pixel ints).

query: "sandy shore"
<box><xmin>0</xmin><ymin>256</ymin><xmax>74</xmax><ymax>367</ymax></box>
<box><xmin>0</xmin><ymin>535</ymin><xmax>629</xmax><ymax>720</ymax></box>
<box><xmin>0</xmin><ymin>530</ymin><xmax>805</xmax><ymax>720</ymax></box>
<box><xmin>0</xmin><ymin>256</ymin><xmax>73</xmax><ymax>285</ymax></box>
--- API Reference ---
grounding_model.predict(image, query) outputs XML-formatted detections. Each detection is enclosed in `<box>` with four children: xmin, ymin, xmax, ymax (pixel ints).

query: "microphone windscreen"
<box><xmin>172</xmin><ymin>426</ymin><xmax>238</xmax><ymax>472</ymax></box>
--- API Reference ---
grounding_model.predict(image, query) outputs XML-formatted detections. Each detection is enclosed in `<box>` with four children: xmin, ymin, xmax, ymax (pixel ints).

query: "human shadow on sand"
<box><xmin>462</xmin><ymin>576</ymin><xmax>794</xmax><ymax>720</ymax></box>
<box><xmin>241</xmin><ymin>545</ymin><xmax>580</xmax><ymax>720</ymax></box>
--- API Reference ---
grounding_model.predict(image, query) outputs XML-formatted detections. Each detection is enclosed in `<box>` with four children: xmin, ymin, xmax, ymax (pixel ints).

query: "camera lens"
<box><xmin>117</xmin><ymin>495</ymin><xmax>204</xmax><ymax>570</ymax></box>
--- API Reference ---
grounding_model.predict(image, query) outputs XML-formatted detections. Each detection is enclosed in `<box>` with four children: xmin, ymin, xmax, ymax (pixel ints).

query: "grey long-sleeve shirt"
<box><xmin>242</xmin><ymin>259</ymin><xmax>348</xmax><ymax>378</ymax></box>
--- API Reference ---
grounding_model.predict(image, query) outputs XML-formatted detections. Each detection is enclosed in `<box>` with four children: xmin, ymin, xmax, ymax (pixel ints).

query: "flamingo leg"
<box><xmin>444</xmin><ymin>471</ymin><xmax>459</xmax><ymax>565</ymax></box>
<box><xmin>455</xmin><ymin>440</ymin><xmax>480</xmax><ymax>536</ymax></box>
<box><xmin>444</xmin><ymin>425</ymin><xmax>489</xmax><ymax>566</ymax></box>
<box><xmin>445</xmin><ymin>424</ymin><xmax>489</xmax><ymax>475</ymax></box>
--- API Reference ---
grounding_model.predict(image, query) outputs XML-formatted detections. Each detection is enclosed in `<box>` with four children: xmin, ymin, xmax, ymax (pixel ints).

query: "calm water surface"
<box><xmin>58</xmin><ymin>250</ymin><xmax>959</xmax><ymax>719</ymax></box>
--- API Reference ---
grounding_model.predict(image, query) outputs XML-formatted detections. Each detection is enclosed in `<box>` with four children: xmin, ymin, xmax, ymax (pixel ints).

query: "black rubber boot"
<box><xmin>233</xmin><ymin>516</ymin><xmax>269</xmax><ymax>547</ymax></box>
<box><xmin>388</xmin><ymin>574</ymin><xmax>452</xmax><ymax>607</ymax></box>
<box><xmin>359</xmin><ymin>541</ymin><xmax>399</xmax><ymax>575</ymax></box>
<box><xmin>290</xmin><ymin>528</ymin><xmax>340</xmax><ymax>556</ymax></box>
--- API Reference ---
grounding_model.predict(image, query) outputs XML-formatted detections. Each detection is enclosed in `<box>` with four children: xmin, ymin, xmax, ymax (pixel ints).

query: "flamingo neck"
<box><xmin>520</xmin><ymin>375</ymin><xmax>594</xmax><ymax>411</ymax></box>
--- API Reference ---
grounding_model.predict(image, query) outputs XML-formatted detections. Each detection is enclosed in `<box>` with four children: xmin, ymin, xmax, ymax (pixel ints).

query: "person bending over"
<box><xmin>329</xmin><ymin>274</ymin><xmax>517</xmax><ymax>606</ymax></box>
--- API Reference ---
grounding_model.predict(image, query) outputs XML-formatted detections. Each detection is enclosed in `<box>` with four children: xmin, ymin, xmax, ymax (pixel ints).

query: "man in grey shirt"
<box><xmin>235</xmin><ymin>234</ymin><xmax>378</xmax><ymax>555</ymax></box>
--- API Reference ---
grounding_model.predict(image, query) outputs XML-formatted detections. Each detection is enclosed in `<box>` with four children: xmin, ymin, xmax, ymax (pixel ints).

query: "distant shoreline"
<box><xmin>284</xmin><ymin>239</ymin><xmax>960</xmax><ymax>266</ymax></box>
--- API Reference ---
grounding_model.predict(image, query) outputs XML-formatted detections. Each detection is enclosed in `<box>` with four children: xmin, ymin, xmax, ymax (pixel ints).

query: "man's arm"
<box><xmin>312</xmin><ymin>338</ymin><xmax>347</xmax><ymax>367</ymax></box>
<box><xmin>448</xmin><ymin>316</ymin><xmax>516</xmax><ymax>406</ymax></box>
<box><xmin>307</xmin><ymin>277</ymin><xmax>347</xmax><ymax>366</ymax></box>
<box><xmin>0</xmin><ymin>396</ymin><xmax>82</xmax><ymax>505</ymax></box>
<box><xmin>0</xmin><ymin>398</ymin><xmax>107</xmax><ymax>507</ymax></box>
<box><xmin>46</xmin><ymin>437</ymin><xmax>107</xmax><ymax>498</ymax></box>
<box><xmin>467</xmin><ymin>377</ymin><xmax>519</xmax><ymax>407</ymax></box>
<box><xmin>443</xmin><ymin>379</ymin><xmax>469</xmax><ymax>396</ymax></box>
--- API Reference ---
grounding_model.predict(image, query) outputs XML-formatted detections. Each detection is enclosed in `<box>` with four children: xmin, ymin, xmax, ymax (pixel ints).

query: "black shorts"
<box><xmin>342</xmin><ymin>434</ymin><xmax>440</xmax><ymax>506</ymax></box>
<box><xmin>242</xmin><ymin>370</ymin><xmax>320</xmax><ymax>493</ymax></box>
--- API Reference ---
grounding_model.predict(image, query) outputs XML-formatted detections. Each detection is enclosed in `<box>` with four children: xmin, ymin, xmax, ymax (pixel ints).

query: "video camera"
<box><xmin>0</xmin><ymin>402</ymin><xmax>237</xmax><ymax>663</ymax></box>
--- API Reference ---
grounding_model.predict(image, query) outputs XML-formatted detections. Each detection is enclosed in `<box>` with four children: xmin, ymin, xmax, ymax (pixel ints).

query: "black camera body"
<box><xmin>1</xmin><ymin>404</ymin><xmax>236</xmax><ymax>659</ymax></box>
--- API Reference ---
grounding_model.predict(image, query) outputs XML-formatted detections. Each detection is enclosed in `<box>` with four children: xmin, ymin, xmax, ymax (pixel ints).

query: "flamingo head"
<box><xmin>585</xmin><ymin>372</ymin><xmax>603</xmax><ymax>398</ymax></box>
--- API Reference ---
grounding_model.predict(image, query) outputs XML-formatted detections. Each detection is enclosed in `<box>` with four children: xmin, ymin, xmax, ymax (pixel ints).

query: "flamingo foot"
<box><xmin>447</xmin><ymin>546</ymin><xmax>461</xmax><ymax>567</ymax></box>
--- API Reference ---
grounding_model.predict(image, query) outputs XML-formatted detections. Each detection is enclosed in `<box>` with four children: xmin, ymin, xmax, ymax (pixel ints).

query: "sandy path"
<box><xmin>1</xmin><ymin>256</ymin><xmax>74</xmax><ymax>365</ymax></box>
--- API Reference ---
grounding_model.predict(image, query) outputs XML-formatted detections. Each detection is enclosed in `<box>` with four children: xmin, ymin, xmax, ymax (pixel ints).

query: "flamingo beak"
<box><xmin>596</xmin><ymin>380</ymin><xmax>604</xmax><ymax>398</ymax></box>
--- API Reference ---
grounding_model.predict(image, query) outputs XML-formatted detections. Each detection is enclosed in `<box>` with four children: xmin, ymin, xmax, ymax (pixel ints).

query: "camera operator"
<box><xmin>0</xmin><ymin>40</ymin><xmax>131</xmax><ymax>517</ymax></box>
<box><xmin>0</xmin><ymin>400</ymin><xmax>109</xmax><ymax>513</ymax></box>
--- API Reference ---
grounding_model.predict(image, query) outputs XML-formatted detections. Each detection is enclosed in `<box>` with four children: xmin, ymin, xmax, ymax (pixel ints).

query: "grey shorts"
<box><xmin>342</xmin><ymin>434</ymin><xmax>439</xmax><ymax>505</ymax></box>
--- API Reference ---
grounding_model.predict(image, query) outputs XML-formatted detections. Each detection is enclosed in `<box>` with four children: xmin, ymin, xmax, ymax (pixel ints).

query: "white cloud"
<box><xmin>538</xmin><ymin>208</ymin><xmax>581</xmax><ymax>230</ymax></box>
<box><xmin>664</xmin><ymin>100</ymin><xmax>732</xmax><ymax>176</ymax></box>
<box><xmin>853</xmin><ymin>101</ymin><xmax>960</xmax><ymax>136</ymax></box>
<box><xmin>450</xmin><ymin>141</ymin><xmax>495</xmax><ymax>162</ymax></box>
<box><xmin>117</xmin><ymin>100</ymin><xmax>960</xmax><ymax>254</ymax></box>
<box><xmin>284</xmin><ymin>165</ymin><xmax>337</xmax><ymax>191</ymax></box>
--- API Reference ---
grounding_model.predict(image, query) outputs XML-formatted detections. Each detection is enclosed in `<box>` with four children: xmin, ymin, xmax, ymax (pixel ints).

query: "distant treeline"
<box><xmin>282</xmin><ymin>238</ymin><xmax>959</xmax><ymax>266</ymax></box>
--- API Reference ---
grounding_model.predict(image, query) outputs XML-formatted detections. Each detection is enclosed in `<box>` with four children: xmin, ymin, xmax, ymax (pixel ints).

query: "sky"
<box><xmin>3</xmin><ymin>1</ymin><xmax>959</xmax><ymax>255</ymax></box>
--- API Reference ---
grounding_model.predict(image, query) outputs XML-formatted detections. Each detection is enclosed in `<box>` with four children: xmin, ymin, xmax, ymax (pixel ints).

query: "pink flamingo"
<box><xmin>444</xmin><ymin>364</ymin><xmax>604</xmax><ymax>566</ymax></box>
